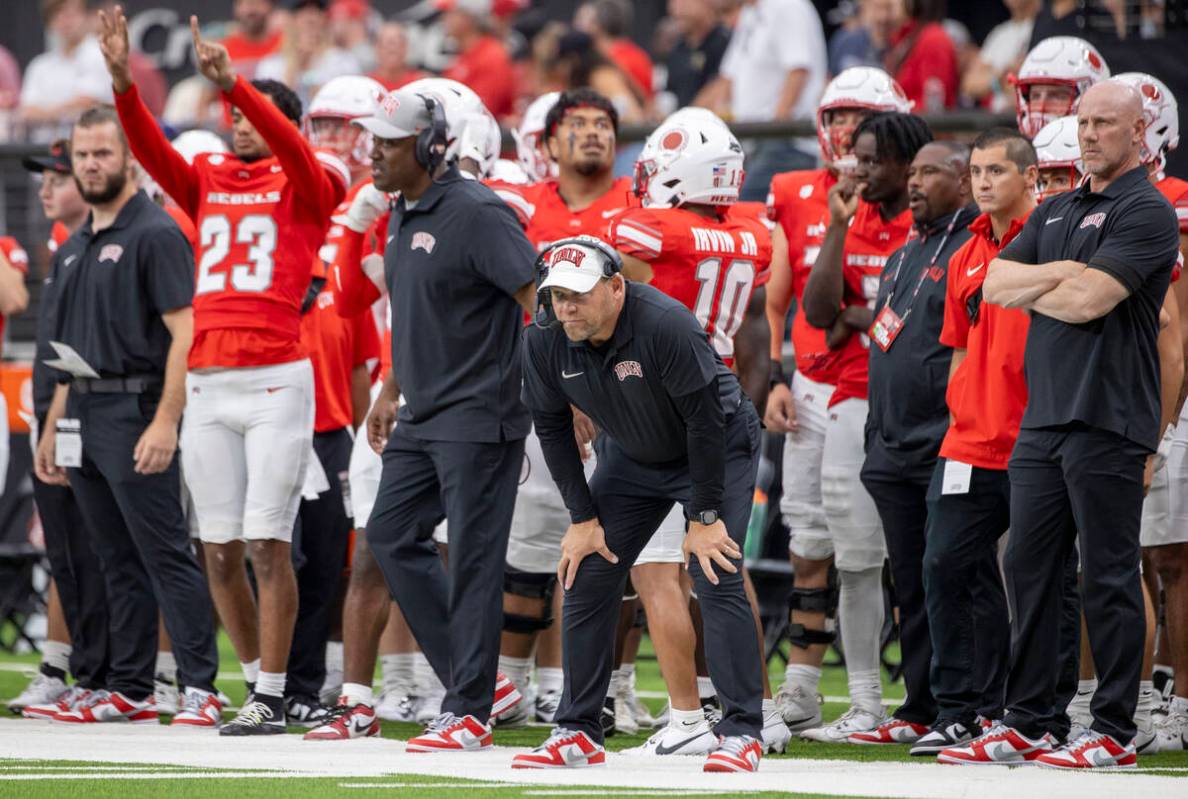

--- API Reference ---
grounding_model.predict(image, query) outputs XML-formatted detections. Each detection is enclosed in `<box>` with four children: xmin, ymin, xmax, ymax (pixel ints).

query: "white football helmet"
<box><xmin>1112</xmin><ymin>72</ymin><xmax>1179</xmax><ymax>170</ymax></box>
<box><xmin>170</xmin><ymin>129</ymin><xmax>228</xmax><ymax>165</ymax></box>
<box><xmin>1014</xmin><ymin>36</ymin><xmax>1109</xmax><ymax>139</ymax></box>
<box><xmin>307</xmin><ymin>75</ymin><xmax>387</xmax><ymax>169</ymax></box>
<box><xmin>816</xmin><ymin>67</ymin><xmax>914</xmax><ymax>165</ymax></box>
<box><xmin>403</xmin><ymin>77</ymin><xmax>489</xmax><ymax>166</ymax></box>
<box><xmin>513</xmin><ymin>91</ymin><xmax>561</xmax><ymax>183</ymax></box>
<box><xmin>634</xmin><ymin>108</ymin><xmax>744</xmax><ymax>208</ymax></box>
<box><xmin>1033</xmin><ymin>115</ymin><xmax>1083</xmax><ymax>201</ymax></box>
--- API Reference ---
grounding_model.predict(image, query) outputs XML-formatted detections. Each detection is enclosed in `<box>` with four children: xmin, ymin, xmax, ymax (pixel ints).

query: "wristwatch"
<box><xmin>691</xmin><ymin>509</ymin><xmax>720</xmax><ymax>525</ymax></box>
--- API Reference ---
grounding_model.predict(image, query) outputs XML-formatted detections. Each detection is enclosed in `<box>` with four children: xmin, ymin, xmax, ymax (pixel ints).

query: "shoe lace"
<box><xmin>1060</xmin><ymin>728</ymin><xmax>1101</xmax><ymax>753</ymax></box>
<box><xmin>179</xmin><ymin>690</ymin><xmax>214</xmax><ymax>715</ymax></box>
<box><xmin>538</xmin><ymin>727</ymin><xmax>583</xmax><ymax>750</ymax></box>
<box><xmin>230</xmin><ymin>700</ymin><xmax>275</xmax><ymax>726</ymax></box>
<box><xmin>715</xmin><ymin>735</ymin><xmax>759</xmax><ymax>756</ymax></box>
<box><xmin>424</xmin><ymin>712</ymin><xmax>461</xmax><ymax>733</ymax></box>
<box><xmin>78</xmin><ymin>689</ymin><xmax>111</xmax><ymax>709</ymax></box>
<box><xmin>320</xmin><ymin>700</ymin><xmax>355</xmax><ymax>726</ymax></box>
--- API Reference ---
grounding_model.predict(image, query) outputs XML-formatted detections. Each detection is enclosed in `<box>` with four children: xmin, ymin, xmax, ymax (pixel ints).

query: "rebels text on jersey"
<box><xmin>829</xmin><ymin>199</ymin><xmax>913</xmax><ymax>408</ymax></box>
<box><xmin>610</xmin><ymin>206</ymin><xmax>772</xmax><ymax>365</ymax></box>
<box><xmin>768</xmin><ymin>168</ymin><xmax>841</xmax><ymax>385</ymax></box>
<box><xmin>115</xmin><ymin>78</ymin><xmax>348</xmax><ymax>370</ymax></box>
<box><xmin>494</xmin><ymin>176</ymin><xmax>639</xmax><ymax>249</ymax></box>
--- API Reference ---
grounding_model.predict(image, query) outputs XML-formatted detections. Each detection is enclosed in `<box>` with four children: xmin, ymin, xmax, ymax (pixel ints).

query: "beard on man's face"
<box><xmin>77</xmin><ymin>168</ymin><xmax>128</xmax><ymax>205</ymax></box>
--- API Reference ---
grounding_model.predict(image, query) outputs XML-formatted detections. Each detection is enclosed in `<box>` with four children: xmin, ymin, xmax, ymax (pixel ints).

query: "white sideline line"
<box><xmin>339</xmin><ymin>783</ymin><xmax>531</xmax><ymax>789</ymax></box>
<box><xmin>0</xmin><ymin>772</ymin><xmax>302</xmax><ymax>780</ymax></box>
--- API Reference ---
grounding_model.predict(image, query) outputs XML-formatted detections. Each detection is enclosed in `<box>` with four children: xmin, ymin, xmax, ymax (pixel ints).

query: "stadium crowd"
<box><xmin>1</xmin><ymin>0</ymin><xmax>1187</xmax><ymax>777</ymax></box>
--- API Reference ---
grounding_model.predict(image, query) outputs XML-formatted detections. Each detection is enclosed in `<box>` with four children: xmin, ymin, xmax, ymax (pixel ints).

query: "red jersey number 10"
<box><xmin>693</xmin><ymin>257</ymin><xmax>755</xmax><ymax>357</ymax></box>
<box><xmin>197</xmin><ymin>214</ymin><xmax>279</xmax><ymax>294</ymax></box>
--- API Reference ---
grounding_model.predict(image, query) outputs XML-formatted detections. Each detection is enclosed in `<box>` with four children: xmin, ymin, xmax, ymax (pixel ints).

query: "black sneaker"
<box><xmin>219</xmin><ymin>694</ymin><xmax>286</xmax><ymax>736</ymax></box>
<box><xmin>285</xmin><ymin>694</ymin><xmax>331</xmax><ymax>728</ymax></box>
<box><xmin>909</xmin><ymin>719</ymin><xmax>975</xmax><ymax>756</ymax></box>
<box><xmin>601</xmin><ymin>697</ymin><xmax>616</xmax><ymax>738</ymax></box>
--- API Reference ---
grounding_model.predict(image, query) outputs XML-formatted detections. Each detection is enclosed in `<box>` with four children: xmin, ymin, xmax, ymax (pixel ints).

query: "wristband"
<box><xmin>769</xmin><ymin>360</ymin><xmax>789</xmax><ymax>389</ymax></box>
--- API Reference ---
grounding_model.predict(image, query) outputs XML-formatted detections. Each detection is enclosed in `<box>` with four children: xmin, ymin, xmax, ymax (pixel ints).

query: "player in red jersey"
<box><xmin>0</xmin><ymin>236</ymin><xmax>28</xmax><ymax>485</ymax></box>
<box><xmin>761</xmin><ymin>68</ymin><xmax>914</xmax><ymax>732</ymax></box>
<box><xmin>100</xmin><ymin>8</ymin><xmax>348</xmax><ymax>735</ymax></box>
<box><xmin>797</xmin><ymin>111</ymin><xmax>928</xmax><ymax>742</ymax></box>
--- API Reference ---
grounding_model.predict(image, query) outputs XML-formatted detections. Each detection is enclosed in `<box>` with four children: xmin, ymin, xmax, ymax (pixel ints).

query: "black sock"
<box><xmin>39</xmin><ymin>662</ymin><xmax>67</xmax><ymax>681</ymax></box>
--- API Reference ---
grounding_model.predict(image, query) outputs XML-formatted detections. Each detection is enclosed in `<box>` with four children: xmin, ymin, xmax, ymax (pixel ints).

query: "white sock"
<box><xmin>41</xmin><ymin>641</ymin><xmax>71</xmax><ymax>675</ymax></box>
<box><xmin>762</xmin><ymin>697</ymin><xmax>775</xmax><ymax>714</ymax></box>
<box><xmin>670</xmin><ymin>707</ymin><xmax>705</xmax><ymax>728</ymax></box>
<box><xmin>1171</xmin><ymin>695</ymin><xmax>1188</xmax><ymax>716</ymax></box>
<box><xmin>414</xmin><ymin>652</ymin><xmax>444</xmax><ymax>696</ymax></box>
<box><xmin>255</xmin><ymin>671</ymin><xmax>285</xmax><ymax>698</ymax></box>
<box><xmin>498</xmin><ymin>655</ymin><xmax>532</xmax><ymax>694</ymax></box>
<box><xmin>607</xmin><ymin>668</ymin><xmax>623</xmax><ymax>698</ymax></box>
<box><xmin>620</xmin><ymin>662</ymin><xmax>636</xmax><ymax>689</ymax></box>
<box><xmin>342</xmin><ymin>681</ymin><xmax>374</xmax><ymax>707</ymax></box>
<box><xmin>537</xmin><ymin>667</ymin><xmax>563</xmax><ymax>694</ymax></box>
<box><xmin>784</xmin><ymin>664</ymin><xmax>822</xmax><ymax>694</ymax></box>
<box><xmin>325</xmin><ymin>642</ymin><xmax>344</xmax><ymax>673</ymax></box>
<box><xmin>1076</xmin><ymin>678</ymin><xmax>1098</xmax><ymax>696</ymax></box>
<box><xmin>155</xmin><ymin>651</ymin><xmax>177</xmax><ymax>682</ymax></box>
<box><xmin>838</xmin><ymin>567</ymin><xmax>883</xmax><ymax>676</ymax></box>
<box><xmin>847</xmin><ymin>669</ymin><xmax>882</xmax><ymax>716</ymax></box>
<box><xmin>241</xmin><ymin>659</ymin><xmax>261</xmax><ymax>685</ymax></box>
<box><xmin>1137</xmin><ymin>680</ymin><xmax>1156</xmax><ymax>715</ymax></box>
<box><xmin>381</xmin><ymin>653</ymin><xmax>415</xmax><ymax>694</ymax></box>
<box><xmin>697</xmin><ymin>676</ymin><xmax>716</xmax><ymax>700</ymax></box>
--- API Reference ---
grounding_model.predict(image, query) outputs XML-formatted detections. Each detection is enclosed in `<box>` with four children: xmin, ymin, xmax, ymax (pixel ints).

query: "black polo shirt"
<box><xmin>998</xmin><ymin>166</ymin><xmax>1179</xmax><ymax>450</ymax></box>
<box><xmin>867</xmin><ymin>204</ymin><xmax>977</xmax><ymax>472</ymax></box>
<box><xmin>49</xmin><ymin>190</ymin><xmax>193</xmax><ymax>382</ymax></box>
<box><xmin>665</xmin><ymin>26</ymin><xmax>731</xmax><ymax>108</ymax></box>
<box><xmin>386</xmin><ymin>166</ymin><xmax>536</xmax><ymax>443</ymax></box>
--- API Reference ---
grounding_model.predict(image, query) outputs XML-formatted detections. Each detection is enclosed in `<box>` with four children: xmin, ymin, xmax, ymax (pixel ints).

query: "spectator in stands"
<box><xmin>222</xmin><ymin>0</ymin><xmax>283</xmax><ymax>78</ymax></box>
<box><xmin>19</xmin><ymin>0</ymin><xmax>113</xmax><ymax>143</ymax></box>
<box><xmin>549</xmin><ymin>30</ymin><xmax>644</xmax><ymax>123</ymax></box>
<box><xmin>438</xmin><ymin>0</ymin><xmax>517</xmax><ymax>119</ymax></box>
<box><xmin>885</xmin><ymin>0</ymin><xmax>958</xmax><ymax>112</ymax></box>
<box><xmin>1028</xmin><ymin>0</ymin><xmax>1080</xmax><ymax>48</ymax></box>
<box><xmin>369</xmin><ymin>22</ymin><xmax>427</xmax><ymax>92</ymax></box>
<box><xmin>574</xmin><ymin>0</ymin><xmax>655</xmax><ymax>102</ymax></box>
<box><xmin>256</xmin><ymin>0</ymin><xmax>362</xmax><ymax>108</ymax></box>
<box><xmin>829</xmin><ymin>0</ymin><xmax>904</xmax><ymax>76</ymax></box>
<box><xmin>0</xmin><ymin>45</ymin><xmax>19</xmax><ymax>112</ymax></box>
<box><xmin>962</xmin><ymin>0</ymin><xmax>1040</xmax><ymax>112</ymax></box>
<box><xmin>706</xmin><ymin>0</ymin><xmax>827</xmax><ymax>200</ymax></box>
<box><xmin>664</xmin><ymin>0</ymin><xmax>731</xmax><ymax>108</ymax></box>
<box><xmin>329</xmin><ymin>0</ymin><xmax>375</xmax><ymax>71</ymax></box>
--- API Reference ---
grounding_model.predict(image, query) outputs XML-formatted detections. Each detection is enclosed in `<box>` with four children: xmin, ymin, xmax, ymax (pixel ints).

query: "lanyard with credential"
<box><xmin>869</xmin><ymin>209</ymin><xmax>960</xmax><ymax>351</ymax></box>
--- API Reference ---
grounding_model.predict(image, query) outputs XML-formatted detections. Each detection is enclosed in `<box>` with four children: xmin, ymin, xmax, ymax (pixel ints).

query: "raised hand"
<box><xmin>190</xmin><ymin>15</ymin><xmax>236</xmax><ymax>92</ymax></box>
<box><xmin>97</xmin><ymin>5</ymin><xmax>132</xmax><ymax>93</ymax></box>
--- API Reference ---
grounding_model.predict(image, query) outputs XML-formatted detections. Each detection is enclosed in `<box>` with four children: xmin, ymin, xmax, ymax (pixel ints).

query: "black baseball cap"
<box><xmin>22</xmin><ymin>140</ymin><xmax>72</xmax><ymax>175</ymax></box>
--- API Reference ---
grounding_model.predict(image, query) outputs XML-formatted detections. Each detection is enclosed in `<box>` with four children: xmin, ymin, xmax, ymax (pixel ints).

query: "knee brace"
<box><xmin>787</xmin><ymin>568</ymin><xmax>839</xmax><ymax>649</ymax></box>
<box><xmin>502</xmin><ymin>568</ymin><xmax>556</xmax><ymax>634</ymax></box>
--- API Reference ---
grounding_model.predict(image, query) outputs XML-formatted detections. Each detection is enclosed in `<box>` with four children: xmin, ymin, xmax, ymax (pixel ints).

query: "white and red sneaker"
<box><xmin>511</xmin><ymin>727</ymin><xmax>606</xmax><ymax>768</ymax></box>
<box><xmin>1034</xmin><ymin>730</ymin><xmax>1137</xmax><ymax>769</ymax></box>
<box><xmin>304</xmin><ymin>698</ymin><xmax>380</xmax><ymax>740</ymax></box>
<box><xmin>704</xmin><ymin>735</ymin><xmax>763</xmax><ymax>772</ymax></box>
<box><xmin>170</xmin><ymin>688</ymin><xmax>223</xmax><ymax>728</ymax></box>
<box><xmin>406</xmin><ymin>713</ymin><xmax>492</xmax><ymax>752</ymax></box>
<box><xmin>848</xmin><ymin>718</ymin><xmax>930</xmax><ymax>745</ymax></box>
<box><xmin>936</xmin><ymin>722</ymin><xmax>1052</xmax><ymax>765</ymax></box>
<box><xmin>491</xmin><ymin>672</ymin><xmax>524</xmax><ymax>720</ymax></box>
<box><xmin>54</xmin><ymin>691</ymin><xmax>158</xmax><ymax>725</ymax></box>
<box><xmin>22</xmin><ymin>685</ymin><xmax>92</xmax><ymax>720</ymax></box>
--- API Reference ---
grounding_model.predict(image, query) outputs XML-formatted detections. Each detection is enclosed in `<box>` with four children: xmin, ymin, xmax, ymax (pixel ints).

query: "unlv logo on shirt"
<box><xmin>1080</xmin><ymin>212</ymin><xmax>1107</xmax><ymax>230</ymax></box>
<box><xmin>411</xmin><ymin>232</ymin><xmax>437</xmax><ymax>254</ymax></box>
<box><xmin>98</xmin><ymin>244</ymin><xmax>124</xmax><ymax>263</ymax></box>
<box><xmin>614</xmin><ymin>360</ymin><xmax>643</xmax><ymax>381</ymax></box>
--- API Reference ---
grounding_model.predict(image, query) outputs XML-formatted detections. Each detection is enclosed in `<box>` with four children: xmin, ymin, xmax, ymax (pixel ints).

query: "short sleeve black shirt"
<box><xmin>386</xmin><ymin>168</ymin><xmax>537</xmax><ymax>443</ymax></box>
<box><xmin>521</xmin><ymin>282</ymin><xmax>742</xmax><ymax>464</ymax></box>
<box><xmin>50</xmin><ymin>190</ymin><xmax>194</xmax><ymax>380</ymax></box>
<box><xmin>998</xmin><ymin>166</ymin><xmax>1179</xmax><ymax>450</ymax></box>
<box><xmin>665</xmin><ymin>26</ymin><xmax>731</xmax><ymax>108</ymax></box>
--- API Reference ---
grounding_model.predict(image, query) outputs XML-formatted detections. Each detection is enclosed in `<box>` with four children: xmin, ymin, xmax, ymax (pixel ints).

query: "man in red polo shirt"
<box><xmin>437</xmin><ymin>0</ymin><xmax>516</xmax><ymax>118</ymax></box>
<box><xmin>916</xmin><ymin>128</ymin><xmax>1037</xmax><ymax>756</ymax></box>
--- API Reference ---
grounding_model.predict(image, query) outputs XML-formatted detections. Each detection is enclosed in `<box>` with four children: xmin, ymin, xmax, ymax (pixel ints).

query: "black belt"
<box><xmin>71</xmin><ymin>376</ymin><xmax>162</xmax><ymax>394</ymax></box>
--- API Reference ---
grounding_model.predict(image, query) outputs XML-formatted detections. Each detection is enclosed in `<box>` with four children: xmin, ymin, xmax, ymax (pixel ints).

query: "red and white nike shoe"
<box><xmin>304</xmin><ymin>698</ymin><xmax>380</xmax><ymax>740</ymax></box>
<box><xmin>704</xmin><ymin>735</ymin><xmax>763</xmax><ymax>772</ymax></box>
<box><xmin>937</xmin><ymin>722</ymin><xmax>1052</xmax><ymax>765</ymax></box>
<box><xmin>171</xmin><ymin>688</ymin><xmax>223</xmax><ymax>728</ymax></box>
<box><xmin>848</xmin><ymin>718</ymin><xmax>930</xmax><ymax>745</ymax></box>
<box><xmin>406</xmin><ymin>713</ymin><xmax>493</xmax><ymax>752</ymax></box>
<box><xmin>22</xmin><ymin>685</ymin><xmax>92</xmax><ymax>720</ymax></box>
<box><xmin>491</xmin><ymin>672</ymin><xmax>524</xmax><ymax>720</ymax></box>
<box><xmin>511</xmin><ymin>727</ymin><xmax>606</xmax><ymax>768</ymax></box>
<box><xmin>1034</xmin><ymin>730</ymin><xmax>1137</xmax><ymax>769</ymax></box>
<box><xmin>54</xmin><ymin>691</ymin><xmax>158</xmax><ymax>724</ymax></box>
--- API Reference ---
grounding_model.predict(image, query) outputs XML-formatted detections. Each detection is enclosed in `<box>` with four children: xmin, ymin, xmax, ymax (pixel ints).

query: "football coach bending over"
<box><xmin>514</xmin><ymin>236</ymin><xmax>764</xmax><ymax>773</ymax></box>
<box><xmin>939</xmin><ymin>80</ymin><xmax>1180</xmax><ymax>769</ymax></box>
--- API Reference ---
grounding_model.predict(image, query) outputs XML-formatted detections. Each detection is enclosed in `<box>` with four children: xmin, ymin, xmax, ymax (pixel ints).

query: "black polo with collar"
<box><xmin>522</xmin><ymin>281</ymin><xmax>741</xmax><ymax>465</ymax></box>
<box><xmin>386</xmin><ymin>166</ymin><xmax>537</xmax><ymax>443</ymax></box>
<box><xmin>998</xmin><ymin>165</ymin><xmax>1179</xmax><ymax>450</ymax></box>
<box><xmin>49</xmin><ymin>190</ymin><xmax>193</xmax><ymax>381</ymax></box>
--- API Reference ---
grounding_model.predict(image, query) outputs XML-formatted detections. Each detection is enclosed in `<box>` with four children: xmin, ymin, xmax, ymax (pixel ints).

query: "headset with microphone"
<box><xmin>533</xmin><ymin>236</ymin><xmax>623</xmax><ymax>329</ymax></box>
<box><xmin>414</xmin><ymin>95</ymin><xmax>449</xmax><ymax>173</ymax></box>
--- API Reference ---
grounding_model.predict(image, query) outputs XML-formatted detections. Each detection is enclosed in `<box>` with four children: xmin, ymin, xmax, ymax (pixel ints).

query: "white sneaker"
<box><xmin>320</xmin><ymin>668</ymin><xmax>344</xmax><ymax>707</ymax></box>
<box><xmin>415</xmin><ymin>690</ymin><xmax>445</xmax><ymax>724</ymax></box>
<box><xmin>7</xmin><ymin>672</ymin><xmax>68</xmax><ymax>713</ymax></box>
<box><xmin>617</xmin><ymin>680</ymin><xmax>655</xmax><ymax>730</ymax></box>
<box><xmin>624</xmin><ymin>719</ymin><xmax>717</xmax><ymax>756</ymax></box>
<box><xmin>535</xmin><ymin>689</ymin><xmax>561</xmax><ymax>723</ymax></box>
<box><xmin>773</xmin><ymin>681</ymin><xmax>823</xmax><ymax>732</ymax></box>
<box><xmin>799</xmin><ymin>706</ymin><xmax>885</xmax><ymax>743</ymax></box>
<box><xmin>375</xmin><ymin>690</ymin><xmax>418</xmax><ymax>722</ymax></box>
<box><xmin>154</xmin><ymin>677</ymin><xmax>179</xmax><ymax>716</ymax></box>
<box><xmin>1156</xmin><ymin>700</ymin><xmax>1188</xmax><ymax>751</ymax></box>
<box><xmin>614</xmin><ymin>691</ymin><xmax>639</xmax><ymax>735</ymax></box>
<box><xmin>1134</xmin><ymin>687</ymin><xmax>1161</xmax><ymax>754</ymax></box>
<box><xmin>762</xmin><ymin>705</ymin><xmax>792</xmax><ymax>753</ymax></box>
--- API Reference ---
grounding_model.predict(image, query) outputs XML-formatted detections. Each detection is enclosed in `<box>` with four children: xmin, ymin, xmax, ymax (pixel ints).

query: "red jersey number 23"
<box><xmin>197</xmin><ymin>214</ymin><xmax>278</xmax><ymax>294</ymax></box>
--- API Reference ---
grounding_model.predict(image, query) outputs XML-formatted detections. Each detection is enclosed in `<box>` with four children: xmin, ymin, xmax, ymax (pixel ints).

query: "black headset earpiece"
<box><xmin>415</xmin><ymin>96</ymin><xmax>449</xmax><ymax>172</ymax></box>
